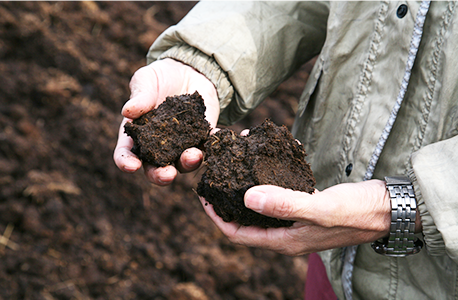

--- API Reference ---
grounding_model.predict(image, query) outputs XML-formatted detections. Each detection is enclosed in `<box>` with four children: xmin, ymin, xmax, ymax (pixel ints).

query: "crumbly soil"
<box><xmin>0</xmin><ymin>2</ymin><xmax>315</xmax><ymax>299</ymax></box>
<box><xmin>124</xmin><ymin>92</ymin><xmax>210</xmax><ymax>167</ymax></box>
<box><xmin>197</xmin><ymin>120</ymin><xmax>316</xmax><ymax>228</ymax></box>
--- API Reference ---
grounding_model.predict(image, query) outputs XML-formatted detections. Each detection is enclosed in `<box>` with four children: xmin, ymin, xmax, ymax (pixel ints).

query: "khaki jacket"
<box><xmin>147</xmin><ymin>1</ymin><xmax>458</xmax><ymax>299</ymax></box>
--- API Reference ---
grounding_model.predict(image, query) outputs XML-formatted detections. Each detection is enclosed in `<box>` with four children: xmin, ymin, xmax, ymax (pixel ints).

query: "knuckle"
<box><xmin>272</xmin><ymin>199</ymin><xmax>295</xmax><ymax>218</ymax></box>
<box><xmin>226</xmin><ymin>235</ymin><xmax>239</xmax><ymax>244</ymax></box>
<box><xmin>226</xmin><ymin>232</ymin><xmax>242</xmax><ymax>246</ymax></box>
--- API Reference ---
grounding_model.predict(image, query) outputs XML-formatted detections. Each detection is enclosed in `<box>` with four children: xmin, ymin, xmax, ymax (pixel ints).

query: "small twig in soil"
<box><xmin>211</xmin><ymin>135</ymin><xmax>220</xmax><ymax>146</ymax></box>
<box><xmin>164</xmin><ymin>109</ymin><xmax>190</xmax><ymax>120</ymax></box>
<box><xmin>106</xmin><ymin>276</ymin><xmax>120</xmax><ymax>285</ymax></box>
<box><xmin>0</xmin><ymin>223</ymin><xmax>19</xmax><ymax>251</ymax></box>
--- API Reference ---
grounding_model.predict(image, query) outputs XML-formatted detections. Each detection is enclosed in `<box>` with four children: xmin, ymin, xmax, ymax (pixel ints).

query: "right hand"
<box><xmin>113</xmin><ymin>58</ymin><xmax>220</xmax><ymax>185</ymax></box>
<box><xmin>199</xmin><ymin>180</ymin><xmax>392</xmax><ymax>256</ymax></box>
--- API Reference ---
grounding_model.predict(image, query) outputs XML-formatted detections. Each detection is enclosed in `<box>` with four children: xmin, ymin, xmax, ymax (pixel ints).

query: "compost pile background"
<box><xmin>0</xmin><ymin>2</ymin><xmax>315</xmax><ymax>300</ymax></box>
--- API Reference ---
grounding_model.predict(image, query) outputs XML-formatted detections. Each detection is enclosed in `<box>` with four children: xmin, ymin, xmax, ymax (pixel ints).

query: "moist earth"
<box><xmin>124</xmin><ymin>92</ymin><xmax>210</xmax><ymax>167</ymax></box>
<box><xmin>197</xmin><ymin>120</ymin><xmax>316</xmax><ymax>228</ymax></box>
<box><xmin>125</xmin><ymin>92</ymin><xmax>315</xmax><ymax>228</ymax></box>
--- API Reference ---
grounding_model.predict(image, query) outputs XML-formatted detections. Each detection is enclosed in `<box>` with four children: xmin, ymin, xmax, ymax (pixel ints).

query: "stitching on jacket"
<box><xmin>455</xmin><ymin>266</ymin><xmax>458</xmax><ymax>300</ymax></box>
<box><xmin>340</xmin><ymin>4</ymin><xmax>390</xmax><ymax>299</ymax></box>
<box><xmin>344</xmin><ymin>3</ymin><xmax>432</xmax><ymax>299</ymax></box>
<box><xmin>337</xmin><ymin>2</ymin><xmax>389</xmax><ymax>183</ymax></box>
<box><xmin>388</xmin><ymin>258</ymin><xmax>398</xmax><ymax>300</ymax></box>
<box><xmin>364</xmin><ymin>1</ymin><xmax>432</xmax><ymax>181</ymax></box>
<box><xmin>406</xmin><ymin>1</ymin><xmax>456</xmax><ymax>172</ymax></box>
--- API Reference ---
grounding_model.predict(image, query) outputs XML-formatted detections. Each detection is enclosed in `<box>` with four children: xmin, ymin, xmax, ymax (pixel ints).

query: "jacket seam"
<box><xmin>388</xmin><ymin>258</ymin><xmax>398</xmax><ymax>300</ymax></box>
<box><xmin>455</xmin><ymin>267</ymin><xmax>458</xmax><ymax>300</ymax></box>
<box><xmin>337</xmin><ymin>1</ymin><xmax>389</xmax><ymax>182</ymax></box>
<box><xmin>406</xmin><ymin>1</ymin><xmax>456</xmax><ymax>172</ymax></box>
<box><xmin>365</xmin><ymin>1</ymin><xmax>432</xmax><ymax>181</ymax></box>
<box><xmin>339</xmin><ymin>4</ymin><xmax>390</xmax><ymax>300</ymax></box>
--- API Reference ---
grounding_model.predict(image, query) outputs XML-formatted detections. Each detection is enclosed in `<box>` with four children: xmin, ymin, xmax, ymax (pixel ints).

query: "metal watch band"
<box><xmin>371</xmin><ymin>176</ymin><xmax>423</xmax><ymax>257</ymax></box>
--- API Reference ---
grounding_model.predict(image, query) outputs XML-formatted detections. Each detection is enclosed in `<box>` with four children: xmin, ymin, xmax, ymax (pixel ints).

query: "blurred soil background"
<box><xmin>0</xmin><ymin>2</ymin><xmax>314</xmax><ymax>300</ymax></box>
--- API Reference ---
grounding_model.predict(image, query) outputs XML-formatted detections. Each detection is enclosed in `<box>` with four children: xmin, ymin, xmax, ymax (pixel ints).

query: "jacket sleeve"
<box><xmin>411</xmin><ymin>135</ymin><xmax>458</xmax><ymax>262</ymax></box>
<box><xmin>146</xmin><ymin>1</ymin><xmax>329</xmax><ymax>125</ymax></box>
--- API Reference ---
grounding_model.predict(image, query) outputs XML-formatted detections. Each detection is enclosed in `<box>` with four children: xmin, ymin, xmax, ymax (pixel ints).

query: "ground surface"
<box><xmin>0</xmin><ymin>2</ymin><xmax>314</xmax><ymax>300</ymax></box>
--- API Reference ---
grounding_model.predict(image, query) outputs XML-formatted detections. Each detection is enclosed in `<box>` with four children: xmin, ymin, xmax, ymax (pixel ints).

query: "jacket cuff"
<box><xmin>148</xmin><ymin>44</ymin><xmax>235</xmax><ymax>115</ymax></box>
<box><xmin>408</xmin><ymin>169</ymin><xmax>446</xmax><ymax>256</ymax></box>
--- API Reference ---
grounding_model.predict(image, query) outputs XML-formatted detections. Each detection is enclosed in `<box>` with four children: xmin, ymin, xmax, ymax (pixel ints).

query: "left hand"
<box><xmin>113</xmin><ymin>58</ymin><xmax>220</xmax><ymax>185</ymax></box>
<box><xmin>199</xmin><ymin>180</ymin><xmax>392</xmax><ymax>256</ymax></box>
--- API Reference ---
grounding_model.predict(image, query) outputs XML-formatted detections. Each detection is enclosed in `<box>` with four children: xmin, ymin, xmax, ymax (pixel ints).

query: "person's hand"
<box><xmin>113</xmin><ymin>58</ymin><xmax>220</xmax><ymax>185</ymax></box>
<box><xmin>199</xmin><ymin>180</ymin><xmax>392</xmax><ymax>256</ymax></box>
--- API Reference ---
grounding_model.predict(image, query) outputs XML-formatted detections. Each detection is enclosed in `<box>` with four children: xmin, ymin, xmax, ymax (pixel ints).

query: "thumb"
<box><xmin>122</xmin><ymin>93</ymin><xmax>156</xmax><ymax>120</ymax></box>
<box><xmin>121</xmin><ymin>65</ymin><xmax>160</xmax><ymax>119</ymax></box>
<box><xmin>244</xmin><ymin>185</ymin><xmax>310</xmax><ymax>221</ymax></box>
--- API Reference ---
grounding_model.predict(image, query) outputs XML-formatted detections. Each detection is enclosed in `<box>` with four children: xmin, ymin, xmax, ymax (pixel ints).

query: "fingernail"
<box><xmin>245</xmin><ymin>190</ymin><xmax>266</xmax><ymax>213</ymax></box>
<box><xmin>156</xmin><ymin>178</ymin><xmax>167</xmax><ymax>185</ymax></box>
<box><xmin>123</xmin><ymin>166</ymin><xmax>137</xmax><ymax>173</ymax></box>
<box><xmin>183</xmin><ymin>149</ymin><xmax>201</xmax><ymax>168</ymax></box>
<box><xmin>123</xmin><ymin>162</ymin><xmax>138</xmax><ymax>173</ymax></box>
<box><xmin>157</xmin><ymin>176</ymin><xmax>173</xmax><ymax>185</ymax></box>
<box><xmin>184</xmin><ymin>155</ymin><xmax>200</xmax><ymax>168</ymax></box>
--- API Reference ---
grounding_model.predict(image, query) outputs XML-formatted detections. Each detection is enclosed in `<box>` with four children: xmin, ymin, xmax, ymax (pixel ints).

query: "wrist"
<box><xmin>362</xmin><ymin>179</ymin><xmax>392</xmax><ymax>238</ymax></box>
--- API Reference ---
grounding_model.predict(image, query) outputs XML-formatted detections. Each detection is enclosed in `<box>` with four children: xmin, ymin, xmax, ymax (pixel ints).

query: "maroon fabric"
<box><xmin>305</xmin><ymin>253</ymin><xmax>338</xmax><ymax>300</ymax></box>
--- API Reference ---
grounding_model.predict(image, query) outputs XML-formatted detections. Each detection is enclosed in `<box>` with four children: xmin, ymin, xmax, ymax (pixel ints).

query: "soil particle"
<box><xmin>197</xmin><ymin>119</ymin><xmax>316</xmax><ymax>228</ymax></box>
<box><xmin>167</xmin><ymin>282</ymin><xmax>209</xmax><ymax>300</ymax></box>
<box><xmin>124</xmin><ymin>92</ymin><xmax>210</xmax><ymax>167</ymax></box>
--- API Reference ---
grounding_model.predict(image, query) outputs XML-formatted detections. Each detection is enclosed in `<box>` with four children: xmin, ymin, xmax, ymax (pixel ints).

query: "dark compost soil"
<box><xmin>197</xmin><ymin>120</ymin><xmax>315</xmax><ymax>228</ymax></box>
<box><xmin>0</xmin><ymin>2</ymin><xmax>315</xmax><ymax>300</ymax></box>
<box><xmin>124</xmin><ymin>92</ymin><xmax>210</xmax><ymax>167</ymax></box>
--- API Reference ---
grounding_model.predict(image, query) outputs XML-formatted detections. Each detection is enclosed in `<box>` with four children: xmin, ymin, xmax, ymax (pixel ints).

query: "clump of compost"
<box><xmin>124</xmin><ymin>92</ymin><xmax>315</xmax><ymax>228</ymax></box>
<box><xmin>124</xmin><ymin>91</ymin><xmax>210</xmax><ymax>167</ymax></box>
<box><xmin>197</xmin><ymin>119</ymin><xmax>315</xmax><ymax>228</ymax></box>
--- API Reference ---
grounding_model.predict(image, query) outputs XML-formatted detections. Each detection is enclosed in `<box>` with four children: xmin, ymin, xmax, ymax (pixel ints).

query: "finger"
<box><xmin>226</xmin><ymin>225</ymin><xmax>291</xmax><ymax>253</ymax></box>
<box><xmin>197</xmin><ymin>196</ymin><xmax>278</xmax><ymax>248</ymax></box>
<box><xmin>198</xmin><ymin>196</ymin><xmax>243</xmax><ymax>235</ymax></box>
<box><xmin>122</xmin><ymin>65</ymin><xmax>160</xmax><ymax>119</ymax></box>
<box><xmin>144</xmin><ymin>164</ymin><xmax>177</xmax><ymax>186</ymax></box>
<box><xmin>244</xmin><ymin>185</ymin><xmax>312</xmax><ymax>222</ymax></box>
<box><xmin>198</xmin><ymin>196</ymin><xmax>245</xmax><ymax>240</ymax></box>
<box><xmin>113</xmin><ymin>119</ymin><xmax>142</xmax><ymax>173</ymax></box>
<box><xmin>122</xmin><ymin>93</ymin><xmax>156</xmax><ymax>119</ymax></box>
<box><xmin>198</xmin><ymin>196</ymin><xmax>298</xmax><ymax>253</ymax></box>
<box><xmin>176</xmin><ymin>148</ymin><xmax>204</xmax><ymax>173</ymax></box>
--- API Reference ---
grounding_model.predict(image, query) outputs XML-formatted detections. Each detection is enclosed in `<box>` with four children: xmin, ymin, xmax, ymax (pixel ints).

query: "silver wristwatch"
<box><xmin>371</xmin><ymin>176</ymin><xmax>423</xmax><ymax>257</ymax></box>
